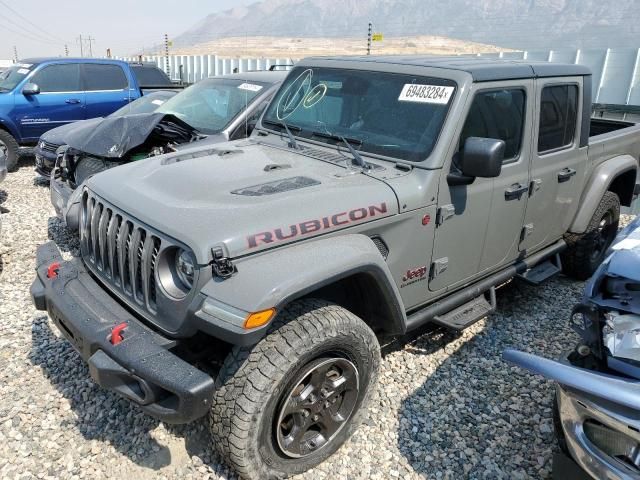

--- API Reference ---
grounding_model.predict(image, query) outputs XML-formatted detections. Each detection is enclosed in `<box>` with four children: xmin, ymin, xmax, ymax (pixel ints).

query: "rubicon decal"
<box><xmin>247</xmin><ymin>203</ymin><xmax>388</xmax><ymax>248</ymax></box>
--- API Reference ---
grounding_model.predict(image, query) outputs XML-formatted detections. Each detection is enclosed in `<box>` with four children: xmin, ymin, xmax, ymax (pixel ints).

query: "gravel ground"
<box><xmin>0</xmin><ymin>158</ymin><xmax>632</xmax><ymax>479</ymax></box>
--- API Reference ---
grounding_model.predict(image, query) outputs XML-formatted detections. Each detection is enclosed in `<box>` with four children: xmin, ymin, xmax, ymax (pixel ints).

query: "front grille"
<box><xmin>40</xmin><ymin>141</ymin><xmax>60</xmax><ymax>153</ymax></box>
<box><xmin>81</xmin><ymin>191</ymin><xmax>162</xmax><ymax>314</ymax></box>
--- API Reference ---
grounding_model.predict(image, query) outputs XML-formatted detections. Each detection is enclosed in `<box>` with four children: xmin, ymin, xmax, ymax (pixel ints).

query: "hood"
<box><xmin>87</xmin><ymin>141</ymin><xmax>398</xmax><ymax>262</ymax></box>
<box><xmin>64</xmin><ymin>112</ymin><xmax>195</xmax><ymax>158</ymax></box>
<box><xmin>174</xmin><ymin>133</ymin><xmax>226</xmax><ymax>151</ymax></box>
<box><xmin>40</xmin><ymin>117</ymin><xmax>104</xmax><ymax>145</ymax></box>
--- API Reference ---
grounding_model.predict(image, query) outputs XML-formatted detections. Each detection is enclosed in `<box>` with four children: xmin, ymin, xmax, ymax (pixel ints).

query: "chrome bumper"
<box><xmin>557</xmin><ymin>384</ymin><xmax>640</xmax><ymax>480</ymax></box>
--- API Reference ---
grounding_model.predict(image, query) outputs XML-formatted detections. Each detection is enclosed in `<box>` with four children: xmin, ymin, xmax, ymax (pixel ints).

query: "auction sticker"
<box><xmin>399</xmin><ymin>84</ymin><xmax>454</xmax><ymax>104</ymax></box>
<box><xmin>18</xmin><ymin>68</ymin><xmax>30</xmax><ymax>75</ymax></box>
<box><xmin>151</xmin><ymin>99</ymin><xmax>165</xmax><ymax>106</ymax></box>
<box><xmin>238</xmin><ymin>83</ymin><xmax>263</xmax><ymax>92</ymax></box>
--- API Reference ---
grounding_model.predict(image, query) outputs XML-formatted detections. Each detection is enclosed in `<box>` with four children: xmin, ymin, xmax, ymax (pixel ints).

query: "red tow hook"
<box><xmin>110</xmin><ymin>322</ymin><xmax>128</xmax><ymax>345</ymax></box>
<box><xmin>47</xmin><ymin>262</ymin><xmax>61</xmax><ymax>279</ymax></box>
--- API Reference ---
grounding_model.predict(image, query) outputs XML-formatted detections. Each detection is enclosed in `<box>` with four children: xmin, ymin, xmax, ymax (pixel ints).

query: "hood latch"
<box><xmin>211</xmin><ymin>247</ymin><xmax>237</xmax><ymax>279</ymax></box>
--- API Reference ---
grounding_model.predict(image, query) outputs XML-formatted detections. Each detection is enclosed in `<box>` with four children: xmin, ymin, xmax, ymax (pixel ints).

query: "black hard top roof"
<box><xmin>301</xmin><ymin>55</ymin><xmax>591</xmax><ymax>82</ymax></box>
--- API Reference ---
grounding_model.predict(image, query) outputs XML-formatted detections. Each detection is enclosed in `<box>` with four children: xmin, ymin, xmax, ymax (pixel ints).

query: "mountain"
<box><xmin>172</xmin><ymin>0</ymin><xmax>640</xmax><ymax>51</ymax></box>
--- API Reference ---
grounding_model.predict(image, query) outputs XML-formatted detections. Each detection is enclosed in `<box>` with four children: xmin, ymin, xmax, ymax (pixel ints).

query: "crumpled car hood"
<box><xmin>505</xmin><ymin>217</ymin><xmax>640</xmax><ymax>394</ymax></box>
<box><xmin>40</xmin><ymin>117</ymin><xmax>104</xmax><ymax>146</ymax></box>
<box><xmin>64</xmin><ymin>112</ymin><xmax>195</xmax><ymax>158</ymax></box>
<box><xmin>87</xmin><ymin>141</ymin><xmax>398</xmax><ymax>263</ymax></box>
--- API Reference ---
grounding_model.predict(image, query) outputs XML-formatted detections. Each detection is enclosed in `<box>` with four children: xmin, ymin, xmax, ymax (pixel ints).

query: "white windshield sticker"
<box><xmin>18</xmin><ymin>68</ymin><xmax>30</xmax><ymax>75</ymax></box>
<box><xmin>18</xmin><ymin>63</ymin><xmax>32</xmax><ymax>68</ymax></box>
<box><xmin>151</xmin><ymin>99</ymin><xmax>165</xmax><ymax>106</ymax></box>
<box><xmin>238</xmin><ymin>83</ymin><xmax>263</xmax><ymax>92</ymax></box>
<box><xmin>398</xmin><ymin>84</ymin><xmax>454</xmax><ymax>104</ymax></box>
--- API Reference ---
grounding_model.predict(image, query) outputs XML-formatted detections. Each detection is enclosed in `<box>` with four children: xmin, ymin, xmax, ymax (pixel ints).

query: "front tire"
<box><xmin>562</xmin><ymin>191</ymin><xmax>620</xmax><ymax>280</ymax></box>
<box><xmin>210</xmin><ymin>299</ymin><xmax>380</xmax><ymax>479</ymax></box>
<box><xmin>0</xmin><ymin>129</ymin><xmax>19</xmax><ymax>172</ymax></box>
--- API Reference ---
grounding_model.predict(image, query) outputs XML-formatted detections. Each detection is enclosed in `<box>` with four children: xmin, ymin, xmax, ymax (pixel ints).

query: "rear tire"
<box><xmin>74</xmin><ymin>157</ymin><xmax>117</xmax><ymax>185</ymax></box>
<box><xmin>0</xmin><ymin>129</ymin><xmax>19</xmax><ymax>172</ymax></box>
<box><xmin>562</xmin><ymin>191</ymin><xmax>620</xmax><ymax>280</ymax></box>
<box><xmin>210</xmin><ymin>299</ymin><xmax>380</xmax><ymax>480</ymax></box>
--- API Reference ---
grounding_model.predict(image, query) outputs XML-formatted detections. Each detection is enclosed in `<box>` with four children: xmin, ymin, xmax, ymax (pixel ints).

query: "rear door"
<box><xmin>82</xmin><ymin>63</ymin><xmax>131</xmax><ymax>119</ymax></box>
<box><xmin>15</xmin><ymin>63</ymin><xmax>84</xmax><ymax>141</ymax></box>
<box><xmin>430</xmin><ymin>81</ymin><xmax>533</xmax><ymax>291</ymax></box>
<box><xmin>520</xmin><ymin>78</ymin><xmax>588</xmax><ymax>251</ymax></box>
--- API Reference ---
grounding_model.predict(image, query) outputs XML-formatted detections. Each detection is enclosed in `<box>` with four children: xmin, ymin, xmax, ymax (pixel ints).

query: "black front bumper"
<box><xmin>31</xmin><ymin>241</ymin><xmax>215</xmax><ymax>424</ymax></box>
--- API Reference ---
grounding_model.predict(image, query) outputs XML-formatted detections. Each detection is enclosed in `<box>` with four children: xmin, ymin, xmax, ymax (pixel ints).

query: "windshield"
<box><xmin>156</xmin><ymin>78</ymin><xmax>267</xmax><ymax>134</ymax></box>
<box><xmin>108</xmin><ymin>91</ymin><xmax>176</xmax><ymax>117</ymax></box>
<box><xmin>0</xmin><ymin>63</ymin><xmax>36</xmax><ymax>92</ymax></box>
<box><xmin>262</xmin><ymin>67</ymin><xmax>456</xmax><ymax>162</ymax></box>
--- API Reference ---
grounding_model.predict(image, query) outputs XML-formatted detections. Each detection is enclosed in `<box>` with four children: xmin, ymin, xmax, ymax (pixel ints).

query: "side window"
<box><xmin>537</xmin><ymin>84</ymin><xmax>578</xmax><ymax>154</ymax></box>
<box><xmin>31</xmin><ymin>64</ymin><xmax>81</xmax><ymax>92</ymax></box>
<box><xmin>459</xmin><ymin>89</ymin><xmax>526</xmax><ymax>162</ymax></box>
<box><xmin>83</xmin><ymin>64</ymin><xmax>128</xmax><ymax>91</ymax></box>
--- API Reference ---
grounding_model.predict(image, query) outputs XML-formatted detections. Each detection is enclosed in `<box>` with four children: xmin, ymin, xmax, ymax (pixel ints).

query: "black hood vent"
<box><xmin>231</xmin><ymin>176</ymin><xmax>320</xmax><ymax>197</ymax></box>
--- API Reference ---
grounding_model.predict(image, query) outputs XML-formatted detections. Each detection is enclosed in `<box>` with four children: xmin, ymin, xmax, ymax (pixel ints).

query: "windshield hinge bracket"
<box><xmin>211</xmin><ymin>247</ymin><xmax>237</xmax><ymax>279</ymax></box>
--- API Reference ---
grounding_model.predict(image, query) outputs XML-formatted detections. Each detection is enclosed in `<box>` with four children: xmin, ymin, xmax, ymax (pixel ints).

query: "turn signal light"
<box><xmin>243</xmin><ymin>308</ymin><xmax>276</xmax><ymax>330</ymax></box>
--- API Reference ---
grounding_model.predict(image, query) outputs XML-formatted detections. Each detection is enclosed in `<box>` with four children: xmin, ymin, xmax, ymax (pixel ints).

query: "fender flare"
<box><xmin>569</xmin><ymin>154</ymin><xmax>638</xmax><ymax>234</ymax></box>
<box><xmin>197</xmin><ymin>234</ymin><xmax>407</xmax><ymax>342</ymax></box>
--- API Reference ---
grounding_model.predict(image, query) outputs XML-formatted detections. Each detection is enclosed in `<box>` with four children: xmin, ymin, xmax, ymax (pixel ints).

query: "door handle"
<box><xmin>65</xmin><ymin>99</ymin><xmax>81</xmax><ymax>104</ymax></box>
<box><xmin>505</xmin><ymin>183</ymin><xmax>529</xmax><ymax>200</ymax></box>
<box><xmin>558</xmin><ymin>168</ymin><xmax>577</xmax><ymax>183</ymax></box>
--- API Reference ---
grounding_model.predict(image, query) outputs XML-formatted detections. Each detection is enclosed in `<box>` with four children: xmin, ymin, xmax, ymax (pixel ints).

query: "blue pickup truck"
<box><xmin>0</xmin><ymin>58</ymin><xmax>178</xmax><ymax>171</ymax></box>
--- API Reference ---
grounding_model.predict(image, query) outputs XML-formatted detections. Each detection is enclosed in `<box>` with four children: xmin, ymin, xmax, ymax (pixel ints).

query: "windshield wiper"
<box><xmin>311</xmin><ymin>131</ymin><xmax>367</xmax><ymax>169</ymax></box>
<box><xmin>341</xmin><ymin>136</ymin><xmax>367</xmax><ymax>169</ymax></box>
<box><xmin>262</xmin><ymin>119</ymin><xmax>301</xmax><ymax>150</ymax></box>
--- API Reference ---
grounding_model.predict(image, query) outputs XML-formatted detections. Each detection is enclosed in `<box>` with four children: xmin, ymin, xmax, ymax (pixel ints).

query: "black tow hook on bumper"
<box><xmin>31</xmin><ymin>241</ymin><xmax>216</xmax><ymax>424</ymax></box>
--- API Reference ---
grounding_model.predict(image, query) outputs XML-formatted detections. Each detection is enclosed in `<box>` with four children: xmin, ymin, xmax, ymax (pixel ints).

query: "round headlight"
<box><xmin>175</xmin><ymin>249</ymin><xmax>196</xmax><ymax>289</ymax></box>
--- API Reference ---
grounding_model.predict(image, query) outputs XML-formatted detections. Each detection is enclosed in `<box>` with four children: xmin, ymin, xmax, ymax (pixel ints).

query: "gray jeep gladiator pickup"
<box><xmin>31</xmin><ymin>56</ymin><xmax>640</xmax><ymax>479</ymax></box>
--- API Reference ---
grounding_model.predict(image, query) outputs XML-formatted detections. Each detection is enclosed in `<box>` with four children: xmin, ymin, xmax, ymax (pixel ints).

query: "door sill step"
<box><xmin>432</xmin><ymin>288</ymin><xmax>496</xmax><ymax>331</ymax></box>
<box><xmin>517</xmin><ymin>253</ymin><xmax>562</xmax><ymax>285</ymax></box>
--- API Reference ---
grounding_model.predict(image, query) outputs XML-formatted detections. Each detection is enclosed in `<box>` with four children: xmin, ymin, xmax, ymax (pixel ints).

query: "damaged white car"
<box><xmin>505</xmin><ymin>216</ymin><xmax>640</xmax><ymax>480</ymax></box>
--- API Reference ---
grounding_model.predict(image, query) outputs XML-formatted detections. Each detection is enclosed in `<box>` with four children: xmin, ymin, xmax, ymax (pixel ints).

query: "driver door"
<box><xmin>15</xmin><ymin>63</ymin><xmax>85</xmax><ymax>141</ymax></box>
<box><xmin>429</xmin><ymin>80</ymin><xmax>533</xmax><ymax>292</ymax></box>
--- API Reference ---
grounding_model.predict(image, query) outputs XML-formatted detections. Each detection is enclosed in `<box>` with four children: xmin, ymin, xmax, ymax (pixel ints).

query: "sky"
<box><xmin>0</xmin><ymin>0</ymin><xmax>256</xmax><ymax>60</ymax></box>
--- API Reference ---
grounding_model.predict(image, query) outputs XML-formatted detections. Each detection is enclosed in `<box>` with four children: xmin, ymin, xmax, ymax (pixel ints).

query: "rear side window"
<box><xmin>459</xmin><ymin>88</ymin><xmax>526</xmax><ymax>162</ymax></box>
<box><xmin>537</xmin><ymin>84</ymin><xmax>578</xmax><ymax>153</ymax></box>
<box><xmin>83</xmin><ymin>64</ymin><xmax>128</xmax><ymax>91</ymax></box>
<box><xmin>31</xmin><ymin>64</ymin><xmax>81</xmax><ymax>92</ymax></box>
<box><xmin>131</xmin><ymin>65</ymin><xmax>172</xmax><ymax>86</ymax></box>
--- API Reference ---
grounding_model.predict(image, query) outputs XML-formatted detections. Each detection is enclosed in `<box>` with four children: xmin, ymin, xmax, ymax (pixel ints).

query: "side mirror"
<box><xmin>459</xmin><ymin>137</ymin><xmax>505</xmax><ymax>178</ymax></box>
<box><xmin>22</xmin><ymin>83</ymin><xmax>40</xmax><ymax>95</ymax></box>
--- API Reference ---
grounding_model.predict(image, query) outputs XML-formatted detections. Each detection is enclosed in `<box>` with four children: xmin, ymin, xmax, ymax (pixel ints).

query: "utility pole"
<box><xmin>367</xmin><ymin>22</ymin><xmax>372</xmax><ymax>55</ymax></box>
<box><xmin>13</xmin><ymin>45</ymin><xmax>18</xmax><ymax>62</ymax></box>
<box><xmin>164</xmin><ymin>33</ymin><xmax>170</xmax><ymax>76</ymax></box>
<box><xmin>77</xmin><ymin>34</ymin><xmax>84</xmax><ymax>57</ymax></box>
<box><xmin>86</xmin><ymin>36</ymin><xmax>95</xmax><ymax>57</ymax></box>
<box><xmin>64</xmin><ymin>44</ymin><xmax>69</xmax><ymax>56</ymax></box>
